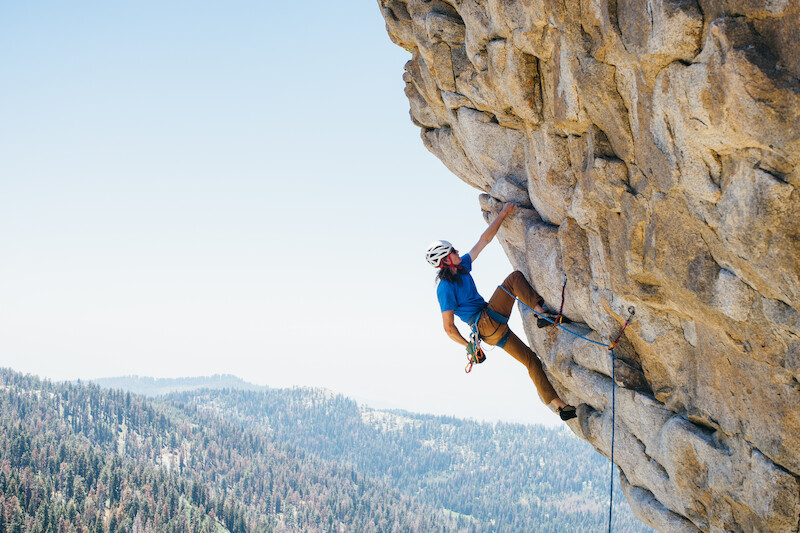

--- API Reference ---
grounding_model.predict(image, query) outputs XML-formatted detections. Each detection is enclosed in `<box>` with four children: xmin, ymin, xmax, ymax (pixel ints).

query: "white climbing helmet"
<box><xmin>425</xmin><ymin>240</ymin><xmax>454</xmax><ymax>267</ymax></box>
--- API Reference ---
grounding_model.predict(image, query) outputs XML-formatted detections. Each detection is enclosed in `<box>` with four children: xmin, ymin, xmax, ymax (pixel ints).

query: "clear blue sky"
<box><xmin>0</xmin><ymin>1</ymin><xmax>563</xmax><ymax>426</ymax></box>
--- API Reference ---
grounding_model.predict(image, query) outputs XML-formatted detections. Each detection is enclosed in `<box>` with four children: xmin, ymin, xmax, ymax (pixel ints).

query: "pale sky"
<box><xmin>1</xmin><ymin>1</ymin><xmax>564</xmax><ymax>426</ymax></box>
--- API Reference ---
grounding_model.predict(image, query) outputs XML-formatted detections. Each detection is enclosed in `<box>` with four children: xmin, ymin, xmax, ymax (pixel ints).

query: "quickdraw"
<box><xmin>464</xmin><ymin>325</ymin><xmax>486</xmax><ymax>373</ymax></box>
<box><xmin>608</xmin><ymin>306</ymin><xmax>636</xmax><ymax>350</ymax></box>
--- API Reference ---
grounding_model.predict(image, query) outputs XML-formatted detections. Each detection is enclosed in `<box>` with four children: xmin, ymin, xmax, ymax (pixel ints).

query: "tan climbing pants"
<box><xmin>476</xmin><ymin>271</ymin><xmax>559</xmax><ymax>405</ymax></box>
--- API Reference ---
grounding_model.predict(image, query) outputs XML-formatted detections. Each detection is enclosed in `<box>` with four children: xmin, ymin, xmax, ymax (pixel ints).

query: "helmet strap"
<box><xmin>440</xmin><ymin>256</ymin><xmax>460</xmax><ymax>274</ymax></box>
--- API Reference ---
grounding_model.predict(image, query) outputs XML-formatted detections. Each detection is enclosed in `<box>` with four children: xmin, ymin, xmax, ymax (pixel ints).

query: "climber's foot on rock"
<box><xmin>557</xmin><ymin>405</ymin><xmax>577</xmax><ymax>421</ymax></box>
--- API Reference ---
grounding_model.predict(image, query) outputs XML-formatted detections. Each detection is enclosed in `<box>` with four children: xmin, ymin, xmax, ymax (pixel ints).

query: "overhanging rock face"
<box><xmin>378</xmin><ymin>1</ymin><xmax>800</xmax><ymax>531</ymax></box>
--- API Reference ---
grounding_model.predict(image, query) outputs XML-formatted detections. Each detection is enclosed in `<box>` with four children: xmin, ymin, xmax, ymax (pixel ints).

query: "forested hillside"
<box><xmin>0</xmin><ymin>369</ymin><xmax>653</xmax><ymax>532</ymax></box>
<box><xmin>173</xmin><ymin>387</ymin><xmax>652</xmax><ymax>532</ymax></box>
<box><xmin>0</xmin><ymin>370</ymin><xmax>457</xmax><ymax>532</ymax></box>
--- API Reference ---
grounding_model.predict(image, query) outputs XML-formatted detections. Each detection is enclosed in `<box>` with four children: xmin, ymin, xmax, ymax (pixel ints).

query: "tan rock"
<box><xmin>379</xmin><ymin>0</ymin><xmax>800</xmax><ymax>530</ymax></box>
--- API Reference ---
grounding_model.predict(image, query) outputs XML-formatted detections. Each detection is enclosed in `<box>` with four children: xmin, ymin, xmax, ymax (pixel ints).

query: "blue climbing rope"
<box><xmin>497</xmin><ymin>284</ymin><xmax>634</xmax><ymax>532</ymax></box>
<box><xmin>498</xmin><ymin>285</ymin><xmax>613</xmax><ymax>347</ymax></box>
<box><xmin>609</xmin><ymin>347</ymin><xmax>616</xmax><ymax>533</ymax></box>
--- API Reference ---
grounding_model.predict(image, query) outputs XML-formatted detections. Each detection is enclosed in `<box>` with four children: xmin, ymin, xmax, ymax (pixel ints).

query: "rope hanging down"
<box><xmin>608</xmin><ymin>346</ymin><xmax>617</xmax><ymax>533</ymax></box>
<box><xmin>497</xmin><ymin>283</ymin><xmax>635</xmax><ymax>533</ymax></box>
<box><xmin>604</xmin><ymin>308</ymin><xmax>635</xmax><ymax>531</ymax></box>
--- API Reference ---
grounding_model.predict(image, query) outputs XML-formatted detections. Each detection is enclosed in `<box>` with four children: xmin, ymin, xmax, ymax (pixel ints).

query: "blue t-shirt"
<box><xmin>436</xmin><ymin>253</ymin><xmax>487</xmax><ymax>324</ymax></box>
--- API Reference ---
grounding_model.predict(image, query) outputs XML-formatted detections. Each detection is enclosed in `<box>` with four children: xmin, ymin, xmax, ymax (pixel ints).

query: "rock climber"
<box><xmin>426</xmin><ymin>202</ymin><xmax>577</xmax><ymax>421</ymax></box>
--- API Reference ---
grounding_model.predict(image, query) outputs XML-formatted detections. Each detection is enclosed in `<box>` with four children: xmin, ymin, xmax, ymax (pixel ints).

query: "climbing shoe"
<box><xmin>537</xmin><ymin>314</ymin><xmax>572</xmax><ymax>328</ymax></box>
<box><xmin>558</xmin><ymin>405</ymin><xmax>577</xmax><ymax>421</ymax></box>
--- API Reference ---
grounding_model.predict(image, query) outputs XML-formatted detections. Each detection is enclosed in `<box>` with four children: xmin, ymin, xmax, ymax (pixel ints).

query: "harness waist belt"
<box><xmin>467</xmin><ymin>307</ymin><xmax>509</xmax><ymax>328</ymax></box>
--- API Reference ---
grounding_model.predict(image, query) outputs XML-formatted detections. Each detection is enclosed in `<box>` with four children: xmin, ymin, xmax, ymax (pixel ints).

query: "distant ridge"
<box><xmin>91</xmin><ymin>373</ymin><xmax>266</xmax><ymax>396</ymax></box>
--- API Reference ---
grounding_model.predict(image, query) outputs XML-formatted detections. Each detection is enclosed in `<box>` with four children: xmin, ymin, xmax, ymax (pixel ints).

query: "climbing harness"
<box><xmin>497</xmin><ymin>284</ymin><xmax>635</xmax><ymax>533</ymax></box>
<box><xmin>463</xmin><ymin>306</ymin><xmax>511</xmax><ymax>373</ymax></box>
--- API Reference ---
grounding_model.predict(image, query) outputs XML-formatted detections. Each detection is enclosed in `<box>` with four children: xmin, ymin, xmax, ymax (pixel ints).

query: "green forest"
<box><xmin>0</xmin><ymin>369</ymin><xmax>653</xmax><ymax>532</ymax></box>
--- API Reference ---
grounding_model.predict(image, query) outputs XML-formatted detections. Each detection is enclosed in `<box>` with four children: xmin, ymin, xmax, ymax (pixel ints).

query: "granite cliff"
<box><xmin>378</xmin><ymin>1</ymin><xmax>800</xmax><ymax>531</ymax></box>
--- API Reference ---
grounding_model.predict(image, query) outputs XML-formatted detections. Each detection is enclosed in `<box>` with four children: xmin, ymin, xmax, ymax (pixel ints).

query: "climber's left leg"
<box><xmin>478</xmin><ymin>314</ymin><xmax>558</xmax><ymax>405</ymax></box>
<box><xmin>500</xmin><ymin>330</ymin><xmax>559</xmax><ymax>405</ymax></box>
<box><xmin>486</xmin><ymin>271</ymin><xmax>545</xmax><ymax>317</ymax></box>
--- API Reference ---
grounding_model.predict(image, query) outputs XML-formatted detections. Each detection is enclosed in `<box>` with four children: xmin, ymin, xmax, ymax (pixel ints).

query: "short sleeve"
<box><xmin>461</xmin><ymin>253</ymin><xmax>473</xmax><ymax>272</ymax></box>
<box><xmin>437</xmin><ymin>281</ymin><xmax>457</xmax><ymax>312</ymax></box>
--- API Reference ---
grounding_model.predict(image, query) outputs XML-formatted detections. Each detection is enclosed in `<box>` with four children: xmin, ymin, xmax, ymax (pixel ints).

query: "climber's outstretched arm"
<box><xmin>442</xmin><ymin>311</ymin><xmax>469</xmax><ymax>347</ymax></box>
<box><xmin>468</xmin><ymin>202</ymin><xmax>516</xmax><ymax>262</ymax></box>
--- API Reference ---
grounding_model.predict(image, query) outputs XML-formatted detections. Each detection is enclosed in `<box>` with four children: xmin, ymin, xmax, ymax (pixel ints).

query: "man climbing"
<box><xmin>426</xmin><ymin>202</ymin><xmax>577</xmax><ymax>421</ymax></box>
